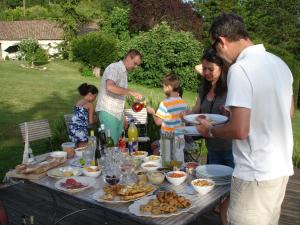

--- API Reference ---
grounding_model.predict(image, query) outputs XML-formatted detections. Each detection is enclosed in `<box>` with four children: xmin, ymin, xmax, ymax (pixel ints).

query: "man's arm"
<box><xmin>106</xmin><ymin>79</ymin><xmax>142</xmax><ymax>99</ymax></box>
<box><xmin>197</xmin><ymin>106</ymin><xmax>250</xmax><ymax>140</ymax></box>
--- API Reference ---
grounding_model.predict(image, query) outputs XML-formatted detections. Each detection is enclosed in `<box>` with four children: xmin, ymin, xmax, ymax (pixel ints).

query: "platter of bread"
<box><xmin>129</xmin><ymin>190</ymin><xmax>193</xmax><ymax>217</ymax></box>
<box><xmin>93</xmin><ymin>181</ymin><xmax>156</xmax><ymax>203</ymax></box>
<box><xmin>6</xmin><ymin>156</ymin><xmax>67</xmax><ymax>180</ymax></box>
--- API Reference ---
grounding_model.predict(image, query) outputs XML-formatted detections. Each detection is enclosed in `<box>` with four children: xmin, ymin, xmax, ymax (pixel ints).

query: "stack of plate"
<box><xmin>195</xmin><ymin>164</ymin><xmax>233</xmax><ymax>185</ymax></box>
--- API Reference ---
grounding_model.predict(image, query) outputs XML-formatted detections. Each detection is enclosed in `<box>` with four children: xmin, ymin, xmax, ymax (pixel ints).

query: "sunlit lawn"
<box><xmin>0</xmin><ymin>60</ymin><xmax>299</xmax><ymax>180</ymax></box>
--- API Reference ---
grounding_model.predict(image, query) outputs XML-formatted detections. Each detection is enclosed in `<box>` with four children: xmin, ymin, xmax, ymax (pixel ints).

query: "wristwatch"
<box><xmin>208</xmin><ymin>126</ymin><xmax>214</xmax><ymax>138</ymax></box>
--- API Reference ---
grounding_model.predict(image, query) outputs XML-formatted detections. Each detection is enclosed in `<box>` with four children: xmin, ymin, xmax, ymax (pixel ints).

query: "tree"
<box><xmin>56</xmin><ymin>0</ymin><xmax>87</xmax><ymax>41</ymax></box>
<box><xmin>71</xmin><ymin>32</ymin><xmax>118</xmax><ymax>70</ymax></box>
<box><xmin>100</xmin><ymin>7</ymin><xmax>130</xmax><ymax>42</ymax></box>
<box><xmin>128</xmin><ymin>0</ymin><xmax>203</xmax><ymax>40</ymax></box>
<box><xmin>120</xmin><ymin>22</ymin><xmax>203</xmax><ymax>91</ymax></box>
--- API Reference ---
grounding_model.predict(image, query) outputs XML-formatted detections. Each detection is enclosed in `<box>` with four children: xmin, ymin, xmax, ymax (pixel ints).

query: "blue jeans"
<box><xmin>207</xmin><ymin>149</ymin><xmax>234</xmax><ymax>168</ymax></box>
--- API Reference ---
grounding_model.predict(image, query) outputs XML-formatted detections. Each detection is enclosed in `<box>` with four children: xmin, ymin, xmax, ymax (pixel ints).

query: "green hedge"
<box><xmin>120</xmin><ymin>22</ymin><xmax>203</xmax><ymax>91</ymax></box>
<box><xmin>71</xmin><ymin>32</ymin><xmax>118</xmax><ymax>69</ymax></box>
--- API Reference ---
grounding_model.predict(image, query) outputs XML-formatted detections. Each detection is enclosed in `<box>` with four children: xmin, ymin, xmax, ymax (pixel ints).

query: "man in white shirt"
<box><xmin>96</xmin><ymin>49</ymin><xmax>143</xmax><ymax>144</ymax></box>
<box><xmin>197</xmin><ymin>13</ymin><xmax>294</xmax><ymax>225</ymax></box>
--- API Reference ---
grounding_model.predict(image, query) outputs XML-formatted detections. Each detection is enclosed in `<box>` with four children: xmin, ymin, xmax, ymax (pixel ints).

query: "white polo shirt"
<box><xmin>225</xmin><ymin>44</ymin><xmax>294</xmax><ymax>181</ymax></box>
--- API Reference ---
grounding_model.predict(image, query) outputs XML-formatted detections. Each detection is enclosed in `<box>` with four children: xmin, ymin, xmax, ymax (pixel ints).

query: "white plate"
<box><xmin>184</xmin><ymin>114</ymin><xmax>228</xmax><ymax>125</ymax></box>
<box><xmin>175</xmin><ymin>126</ymin><xmax>201</xmax><ymax>136</ymax></box>
<box><xmin>54</xmin><ymin>177</ymin><xmax>96</xmax><ymax>193</ymax></box>
<box><xmin>47</xmin><ymin>166</ymin><xmax>82</xmax><ymax>179</ymax></box>
<box><xmin>129</xmin><ymin>194</ymin><xmax>194</xmax><ymax>217</ymax></box>
<box><xmin>93</xmin><ymin>185</ymin><xmax>156</xmax><ymax>203</ymax></box>
<box><xmin>196</xmin><ymin>164</ymin><xmax>233</xmax><ymax>178</ymax></box>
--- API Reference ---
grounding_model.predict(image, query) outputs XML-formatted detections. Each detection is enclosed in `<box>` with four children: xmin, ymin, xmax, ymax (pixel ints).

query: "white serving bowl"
<box><xmin>74</xmin><ymin>146</ymin><xmax>88</xmax><ymax>157</ymax></box>
<box><xmin>166</xmin><ymin>171</ymin><xmax>187</xmax><ymax>186</ymax></box>
<box><xmin>83</xmin><ymin>166</ymin><xmax>102</xmax><ymax>178</ymax></box>
<box><xmin>141</xmin><ymin>161</ymin><xmax>161</xmax><ymax>172</ymax></box>
<box><xmin>191</xmin><ymin>178</ymin><xmax>215</xmax><ymax>195</ymax></box>
<box><xmin>143</xmin><ymin>155</ymin><xmax>161</xmax><ymax>163</ymax></box>
<box><xmin>147</xmin><ymin>171</ymin><xmax>165</xmax><ymax>185</ymax></box>
<box><xmin>131</xmin><ymin>151</ymin><xmax>148</xmax><ymax>159</ymax></box>
<box><xmin>50</xmin><ymin>151</ymin><xmax>67</xmax><ymax>160</ymax></box>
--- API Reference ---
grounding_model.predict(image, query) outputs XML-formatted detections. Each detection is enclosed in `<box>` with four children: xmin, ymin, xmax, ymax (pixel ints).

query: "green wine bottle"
<box><xmin>106</xmin><ymin>129</ymin><xmax>114</xmax><ymax>147</ymax></box>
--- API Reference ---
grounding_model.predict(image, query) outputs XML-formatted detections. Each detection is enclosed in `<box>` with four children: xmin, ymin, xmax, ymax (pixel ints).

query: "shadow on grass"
<box><xmin>0</xmin><ymin>90</ymin><xmax>78</xmax><ymax>180</ymax></box>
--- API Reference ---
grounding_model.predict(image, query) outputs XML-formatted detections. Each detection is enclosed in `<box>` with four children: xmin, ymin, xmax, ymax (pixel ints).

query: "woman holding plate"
<box><xmin>188</xmin><ymin>48</ymin><xmax>233</xmax><ymax>168</ymax></box>
<box><xmin>186</xmin><ymin>48</ymin><xmax>233</xmax><ymax>225</ymax></box>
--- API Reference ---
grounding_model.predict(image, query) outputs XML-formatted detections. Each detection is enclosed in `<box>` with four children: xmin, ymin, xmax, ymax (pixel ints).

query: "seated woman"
<box><xmin>69</xmin><ymin>83</ymin><xmax>98</xmax><ymax>147</ymax></box>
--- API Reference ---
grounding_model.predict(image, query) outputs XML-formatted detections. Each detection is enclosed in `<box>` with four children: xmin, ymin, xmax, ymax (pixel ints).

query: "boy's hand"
<box><xmin>147</xmin><ymin>107</ymin><xmax>155</xmax><ymax>115</ymax></box>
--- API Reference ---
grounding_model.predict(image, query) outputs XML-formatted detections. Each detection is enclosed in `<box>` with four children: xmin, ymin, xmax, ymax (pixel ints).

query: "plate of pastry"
<box><xmin>129</xmin><ymin>190</ymin><xmax>194</xmax><ymax>217</ymax></box>
<box><xmin>93</xmin><ymin>182</ymin><xmax>156</xmax><ymax>203</ymax></box>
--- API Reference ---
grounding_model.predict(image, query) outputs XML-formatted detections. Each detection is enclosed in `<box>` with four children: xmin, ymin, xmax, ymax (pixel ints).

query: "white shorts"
<box><xmin>228</xmin><ymin>176</ymin><xmax>289</xmax><ymax>225</ymax></box>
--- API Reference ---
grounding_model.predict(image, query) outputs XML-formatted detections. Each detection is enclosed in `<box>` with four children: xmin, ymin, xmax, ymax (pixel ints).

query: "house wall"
<box><xmin>0</xmin><ymin>39</ymin><xmax>63</xmax><ymax>60</ymax></box>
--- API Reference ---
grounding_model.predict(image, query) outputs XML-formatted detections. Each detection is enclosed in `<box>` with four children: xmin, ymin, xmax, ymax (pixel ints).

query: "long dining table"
<box><xmin>3</xmin><ymin>153</ymin><xmax>230</xmax><ymax>225</ymax></box>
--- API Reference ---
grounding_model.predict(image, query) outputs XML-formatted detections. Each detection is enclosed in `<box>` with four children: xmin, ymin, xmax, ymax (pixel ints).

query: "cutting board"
<box><xmin>6</xmin><ymin>159</ymin><xmax>67</xmax><ymax>180</ymax></box>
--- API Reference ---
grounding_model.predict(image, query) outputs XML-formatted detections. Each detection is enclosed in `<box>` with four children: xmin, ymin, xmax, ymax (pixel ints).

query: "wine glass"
<box><xmin>103</xmin><ymin>163</ymin><xmax>121</xmax><ymax>186</ymax></box>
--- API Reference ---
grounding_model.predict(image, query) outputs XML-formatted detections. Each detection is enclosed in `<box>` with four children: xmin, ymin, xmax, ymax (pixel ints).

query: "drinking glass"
<box><xmin>120</xmin><ymin>155</ymin><xmax>137</xmax><ymax>185</ymax></box>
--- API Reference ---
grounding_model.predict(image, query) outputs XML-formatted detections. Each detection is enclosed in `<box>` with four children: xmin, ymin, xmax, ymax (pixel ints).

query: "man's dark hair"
<box><xmin>163</xmin><ymin>74</ymin><xmax>181</xmax><ymax>93</ymax></box>
<box><xmin>124</xmin><ymin>49</ymin><xmax>142</xmax><ymax>59</ymax></box>
<box><xmin>209</xmin><ymin>12</ymin><xmax>249</xmax><ymax>41</ymax></box>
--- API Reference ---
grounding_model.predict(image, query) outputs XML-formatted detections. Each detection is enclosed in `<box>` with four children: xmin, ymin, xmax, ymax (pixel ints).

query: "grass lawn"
<box><xmin>0</xmin><ymin>60</ymin><xmax>299</xmax><ymax>180</ymax></box>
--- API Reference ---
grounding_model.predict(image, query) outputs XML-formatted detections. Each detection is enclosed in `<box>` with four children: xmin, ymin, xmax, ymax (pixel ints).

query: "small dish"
<box><xmin>147</xmin><ymin>171</ymin><xmax>165</xmax><ymax>185</ymax></box>
<box><xmin>50</xmin><ymin>151</ymin><xmax>67</xmax><ymax>160</ymax></box>
<box><xmin>83</xmin><ymin>165</ymin><xmax>102</xmax><ymax>178</ymax></box>
<box><xmin>141</xmin><ymin>161</ymin><xmax>161</xmax><ymax>171</ymax></box>
<box><xmin>191</xmin><ymin>179</ymin><xmax>215</xmax><ymax>195</ymax></box>
<box><xmin>135</xmin><ymin>170</ymin><xmax>148</xmax><ymax>183</ymax></box>
<box><xmin>143</xmin><ymin>155</ymin><xmax>161</xmax><ymax>163</ymax></box>
<box><xmin>131</xmin><ymin>151</ymin><xmax>148</xmax><ymax>159</ymax></box>
<box><xmin>166</xmin><ymin>171</ymin><xmax>187</xmax><ymax>186</ymax></box>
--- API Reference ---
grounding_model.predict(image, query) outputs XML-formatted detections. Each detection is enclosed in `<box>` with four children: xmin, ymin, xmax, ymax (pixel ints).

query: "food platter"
<box><xmin>54</xmin><ymin>177</ymin><xmax>96</xmax><ymax>193</ymax></box>
<box><xmin>47</xmin><ymin>166</ymin><xmax>82</xmax><ymax>179</ymax></box>
<box><xmin>184</xmin><ymin>114</ymin><xmax>228</xmax><ymax>125</ymax></box>
<box><xmin>92</xmin><ymin>183</ymin><xmax>156</xmax><ymax>203</ymax></box>
<box><xmin>129</xmin><ymin>192</ymin><xmax>194</xmax><ymax>217</ymax></box>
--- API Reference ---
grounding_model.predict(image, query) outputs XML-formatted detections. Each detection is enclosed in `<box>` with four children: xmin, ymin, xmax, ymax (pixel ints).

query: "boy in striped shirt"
<box><xmin>147</xmin><ymin>74</ymin><xmax>187</xmax><ymax>162</ymax></box>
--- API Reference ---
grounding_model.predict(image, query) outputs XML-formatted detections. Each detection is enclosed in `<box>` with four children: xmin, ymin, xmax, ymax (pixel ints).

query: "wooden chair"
<box><xmin>124</xmin><ymin>108</ymin><xmax>150</xmax><ymax>143</ymax></box>
<box><xmin>19</xmin><ymin>119</ymin><xmax>53</xmax><ymax>151</ymax></box>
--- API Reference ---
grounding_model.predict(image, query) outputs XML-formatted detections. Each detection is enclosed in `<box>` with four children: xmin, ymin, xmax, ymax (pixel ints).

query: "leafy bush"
<box><xmin>19</xmin><ymin>39</ymin><xmax>48</xmax><ymax>66</ymax></box>
<box><xmin>51</xmin><ymin>116</ymin><xmax>69</xmax><ymax>150</ymax></box>
<box><xmin>32</xmin><ymin>48</ymin><xmax>48</xmax><ymax>66</ymax></box>
<box><xmin>71</xmin><ymin>32</ymin><xmax>118</xmax><ymax>69</ymax></box>
<box><xmin>79</xmin><ymin>65</ymin><xmax>94</xmax><ymax>77</ymax></box>
<box><xmin>120</xmin><ymin>22</ymin><xmax>203</xmax><ymax>91</ymax></box>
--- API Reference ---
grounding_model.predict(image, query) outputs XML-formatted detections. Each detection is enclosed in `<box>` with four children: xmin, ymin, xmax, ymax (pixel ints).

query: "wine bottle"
<box><xmin>106</xmin><ymin>129</ymin><xmax>114</xmax><ymax>147</ymax></box>
<box><xmin>99</xmin><ymin>124</ymin><xmax>106</xmax><ymax>155</ymax></box>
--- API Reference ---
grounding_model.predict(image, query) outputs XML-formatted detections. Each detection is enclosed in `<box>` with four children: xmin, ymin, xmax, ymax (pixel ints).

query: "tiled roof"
<box><xmin>0</xmin><ymin>20</ymin><xmax>64</xmax><ymax>40</ymax></box>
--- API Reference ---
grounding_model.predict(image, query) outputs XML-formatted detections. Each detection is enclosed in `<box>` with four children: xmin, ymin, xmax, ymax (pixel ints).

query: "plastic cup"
<box><xmin>61</xmin><ymin>142</ymin><xmax>75</xmax><ymax>159</ymax></box>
